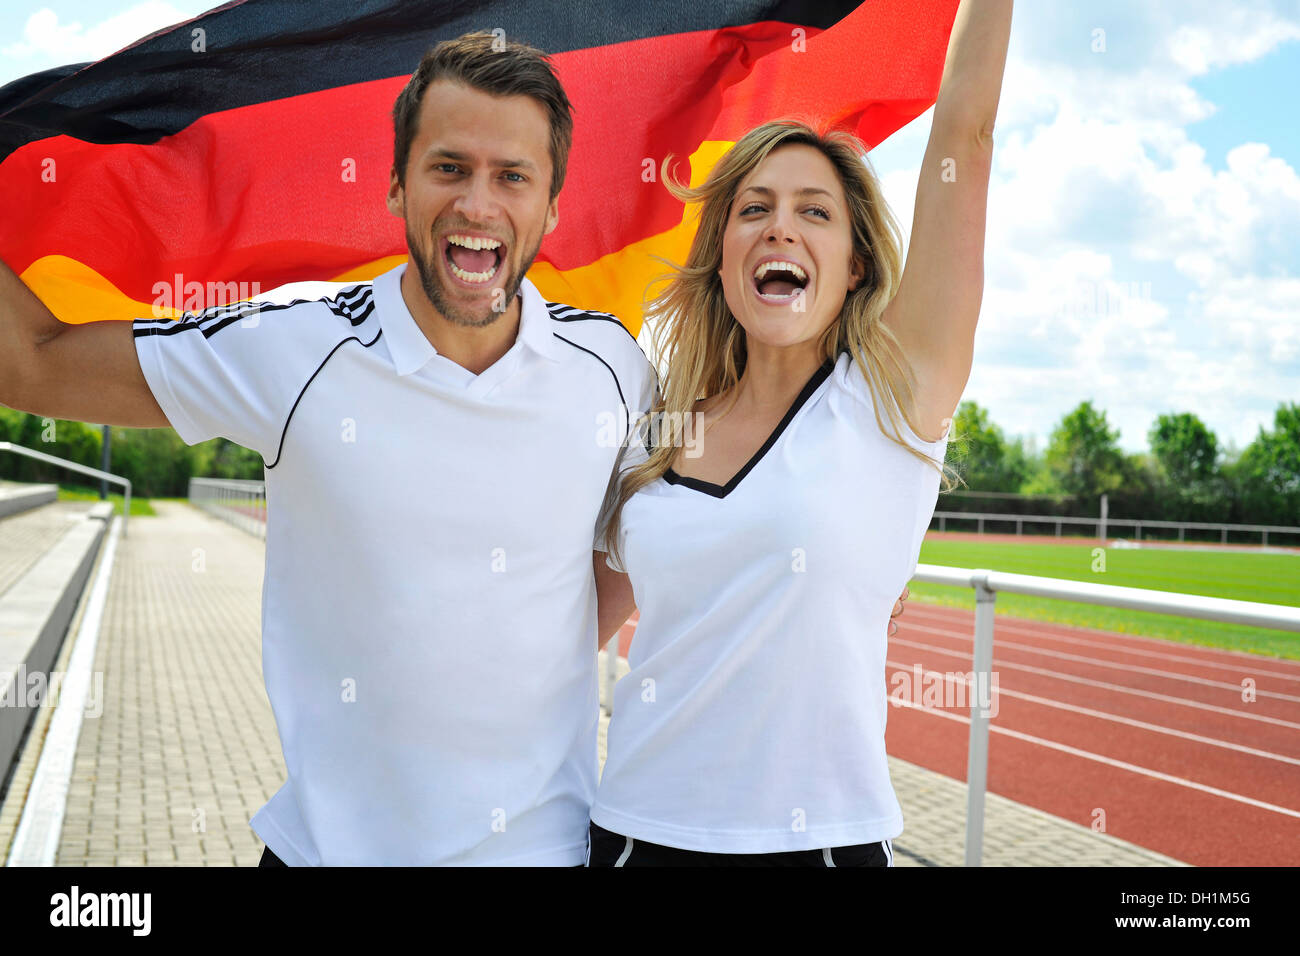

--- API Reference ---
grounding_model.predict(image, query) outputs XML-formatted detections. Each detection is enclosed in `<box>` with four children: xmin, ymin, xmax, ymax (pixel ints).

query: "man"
<box><xmin>0</xmin><ymin>30</ymin><xmax>908</xmax><ymax>866</ymax></box>
<box><xmin>2</xmin><ymin>31</ymin><xmax>656</xmax><ymax>866</ymax></box>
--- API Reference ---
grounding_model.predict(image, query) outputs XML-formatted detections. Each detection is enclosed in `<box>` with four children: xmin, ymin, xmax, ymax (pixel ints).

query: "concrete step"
<box><xmin>0</xmin><ymin>501</ymin><xmax>99</xmax><ymax>600</ymax></box>
<box><xmin>0</xmin><ymin>483</ymin><xmax>57</xmax><ymax>520</ymax></box>
<box><xmin>0</xmin><ymin>504</ymin><xmax>111</xmax><ymax>786</ymax></box>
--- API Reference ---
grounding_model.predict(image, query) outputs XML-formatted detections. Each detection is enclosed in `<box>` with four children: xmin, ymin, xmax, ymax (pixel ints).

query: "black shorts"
<box><xmin>258</xmin><ymin>845</ymin><xmax>288</xmax><ymax>867</ymax></box>
<box><xmin>586</xmin><ymin>820</ymin><xmax>894</xmax><ymax>867</ymax></box>
<box><xmin>256</xmin><ymin>845</ymin><xmax>586</xmax><ymax>866</ymax></box>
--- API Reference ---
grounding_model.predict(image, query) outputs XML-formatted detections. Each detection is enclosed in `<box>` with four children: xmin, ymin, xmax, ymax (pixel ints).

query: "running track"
<box><xmin>610</xmin><ymin>603</ymin><xmax>1300</xmax><ymax>867</ymax></box>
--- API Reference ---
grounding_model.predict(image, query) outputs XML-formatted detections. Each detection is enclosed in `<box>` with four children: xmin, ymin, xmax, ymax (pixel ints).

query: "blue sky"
<box><xmin>3</xmin><ymin>1</ymin><xmax>1298</xmax><ymax>457</ymax></box>
<box><xmin>1188</xmin><ymin>46</ymin><xmax>1299</xmax><ymax>171</ymax></box>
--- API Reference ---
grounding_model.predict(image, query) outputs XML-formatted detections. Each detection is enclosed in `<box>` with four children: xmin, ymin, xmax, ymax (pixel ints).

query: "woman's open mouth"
<box><xmin>442</xmin><ymin>233</ymin><xmax>506</xmax><ymax>287</ymax></box>
<box><xmin>751</xmin><ymin>259</ymin><xmax>808</xmax><ymax>304</ymax></box>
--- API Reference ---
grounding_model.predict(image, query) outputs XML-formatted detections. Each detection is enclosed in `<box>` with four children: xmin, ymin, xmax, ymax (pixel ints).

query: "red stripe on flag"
<box><xmin>0</xmin><ymin>6</ymin><xmax>957</xmax><ymax>310</ymax></box>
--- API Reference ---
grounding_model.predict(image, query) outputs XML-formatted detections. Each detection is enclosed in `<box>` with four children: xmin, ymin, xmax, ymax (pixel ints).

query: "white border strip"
<box><xmin>7</xmin><ymin>515</ymin><xmax>121</xmax><ymax>867</ymax></box>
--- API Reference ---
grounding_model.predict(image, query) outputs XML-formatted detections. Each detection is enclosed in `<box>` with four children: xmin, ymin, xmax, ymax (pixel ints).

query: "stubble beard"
<box><xmin>407</xmin><ymin>222</ymin><xmax>543</xmax><ymax>328</ymax></box>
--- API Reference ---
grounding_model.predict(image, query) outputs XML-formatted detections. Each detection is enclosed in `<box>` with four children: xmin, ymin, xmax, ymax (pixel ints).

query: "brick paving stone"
<box><xmin>53</xmin><ymin>502</ymin><xmax>282</xmax><ymax>867</ymax></box>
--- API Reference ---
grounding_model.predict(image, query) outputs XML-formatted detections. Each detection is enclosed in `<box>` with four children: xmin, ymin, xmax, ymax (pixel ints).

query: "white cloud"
<box><xmin>1</xmin><ymin>3</ymin><xmax>191</xmax><ymax>78</ymax></box>
<box><xmin>1166</xmin><ymin>12</ymin><xmax>1300</xmax><ymax>75</ymax></box>
<box><xmin>867</xmin><ymin>1</ymin><xmax>1300</xmax><ymax>456</ymax></box>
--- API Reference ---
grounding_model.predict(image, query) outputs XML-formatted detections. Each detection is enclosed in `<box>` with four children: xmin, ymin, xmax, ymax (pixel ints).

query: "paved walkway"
<box><xmin>50</xmin><ymin>502</ymin><xmax>280</xmax><ymax>865</ymax></box>
<box><xmin>6</xmin><ymin>501</ymin><xmax>1187</xmax><ymax>866</ymax></box>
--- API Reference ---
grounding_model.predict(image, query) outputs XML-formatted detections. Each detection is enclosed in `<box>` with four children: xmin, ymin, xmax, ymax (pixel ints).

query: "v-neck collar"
<box><xmin>663</xmin><ymin>355</ymin><xmax>836</xmax><ymax>499</ymax></box>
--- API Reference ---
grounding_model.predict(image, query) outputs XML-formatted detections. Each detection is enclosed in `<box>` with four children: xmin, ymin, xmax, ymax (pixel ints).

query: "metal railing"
<box><xmin>189</xmin><ymin>477</ymin><xmax>266</xmax><ymax>538</ymax></box>
<box><xmin>931</xmin><ymin>509</ymin><xmax>1300</xmax><ymax>547</ymax></box>
<box><xmin>910</xmin><ymin>563</ymin><xmax>1300</xmax><ymax>866</ymax></box>
<box><xmin>0</xmin><ymin>441</ymin><xmax>132</xmax><ymax>535</ymax></box>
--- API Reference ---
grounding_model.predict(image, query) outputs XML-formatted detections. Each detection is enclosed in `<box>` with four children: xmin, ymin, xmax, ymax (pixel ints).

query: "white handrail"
<box><xmin>189</xmin><ymin>477</ymin><xmax>266</xmax><ymax>539</ymax></box>
<box><xmin>0</xmin><ymin>441</ymin><xmax>132</xmax><ymax>535</ymax></box>
<box><xmin>910</xmin><ymin>562</ymin><xmax>1300</xmax><ymax>865</ymax></box>
<box><xmin>916</xmin><ymin>564</ymin><xmax>1300</xmax><ymax>631</ymax></box>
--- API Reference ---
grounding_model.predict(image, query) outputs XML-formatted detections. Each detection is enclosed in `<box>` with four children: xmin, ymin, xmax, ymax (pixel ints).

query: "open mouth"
<box><xmin>441</xmin><ymin>233</ymin><xmax>506</xmax><ymax>287</ymax></box>
<box><xmin>752</xmin><ymin>259</ymin><xmax>808</xmax><ymax>303</ymax></box>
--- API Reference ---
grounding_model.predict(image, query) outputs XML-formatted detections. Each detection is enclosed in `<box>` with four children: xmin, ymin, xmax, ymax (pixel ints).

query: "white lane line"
<box><xmin>885</xmin><ymin>660</ymin><xmax>1300</xmax><ymax>767</ymax></box>
<box><xmin>7</xmin><ymin>516</ymin><xmax>120</xmax><ymax>867</ymax></box>
<box><xmin>895</xmin><ymin>698</ymin><xmax>1300</xmax><ymax>821</ymax></box>
<box><xmin>902</xmin><ymin>621</ymin><xmax>1300</xmax><ymax>702</ymax></box>
<box><xmin>892</xmin><ymin>636</ymin><xmax>1300</xmax><ymax>731</ymax></box>
<box><xmin>903</xmin><ymin>605</ymin><xmax>1300</xmax><ymax>681</ymax></box>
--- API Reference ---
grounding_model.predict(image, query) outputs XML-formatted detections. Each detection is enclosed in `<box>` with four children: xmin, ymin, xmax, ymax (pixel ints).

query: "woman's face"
<box><xmin>718</xmin><ymin>143</ymin><xmax>864</xmax><ymax>351</ymax></box>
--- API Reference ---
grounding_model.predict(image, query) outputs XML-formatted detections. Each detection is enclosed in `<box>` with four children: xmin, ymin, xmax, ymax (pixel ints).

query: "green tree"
<box><xmin>1</xmin><ymin>411</ymin><xmax>267</xmax><ymax>497</ymax></box>
<box><xmin>1111</xmin><ymin>450</ymin><xmax>1168</xmax><ymax>521</ymax></box>
<box><xmin>1229</xmin><ymin>402</ymin><xmax>1300</xmax><ymax>525</ymax></box>
<box><xmin>1001</xmin><ymin>435</ymin><xmax>1035</xmax><ymax>492</ymax></box>
<box><xmin>0</xmin><ymin>412</ymin><xmax>101</xmax><ymax>483</ymax></box>
<box><xmin>196</xmin><ymin>438</ymin><xmax>265</xmax><ymax>480</ymax></box>
<box><xmin>1045</xmin><ymin>400</ymin><xmax>1126</xmax><ymax>499</ymax></box>
<box><xmin>947</xmin><ymin>400</ymin><xmax>1032</xmax><ymax>492</ymax></box>
<box><xmin>108</xmin><ymin>427</ymin><xmax>196</xmax><ymax>497</ymax></box>
<box><xmin>1149</xmin><ymin>412</ymin><xmax>1220</xmax><ymax>487</ymax></box>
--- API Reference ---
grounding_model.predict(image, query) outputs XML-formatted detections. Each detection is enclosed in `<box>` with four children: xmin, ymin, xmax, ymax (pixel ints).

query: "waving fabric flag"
<box><xmin>0</xmin><ymin>0</ymin><xmax>959</xmax><ymax>335</ymax></box>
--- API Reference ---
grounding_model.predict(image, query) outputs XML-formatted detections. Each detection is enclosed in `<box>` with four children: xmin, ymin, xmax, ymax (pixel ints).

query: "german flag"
<box><xmin>0</xmin><ymin>0</ymin><xmax>959</xmax><ymax>337</ymax></box>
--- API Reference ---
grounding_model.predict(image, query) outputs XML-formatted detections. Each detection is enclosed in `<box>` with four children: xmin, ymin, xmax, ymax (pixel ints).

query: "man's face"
<box><xmin>387</xmin><ymin>79</ymin><xmax>559</xmax><ymax>326</ymax></box>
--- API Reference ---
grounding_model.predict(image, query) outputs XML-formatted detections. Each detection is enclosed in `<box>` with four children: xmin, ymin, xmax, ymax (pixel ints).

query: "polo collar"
<box><xmin>516</xmin><ymin>274</ymin><xmax>563</xmax><ymax>363</ymax></box>
<box><xmin>373</xmin><ymin>262</ymin><xmax>561</xmax><ymax>377</ymax></box>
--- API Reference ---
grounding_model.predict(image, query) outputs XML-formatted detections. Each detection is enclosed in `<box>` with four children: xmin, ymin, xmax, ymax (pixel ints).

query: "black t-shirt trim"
<box><xmin>662</xmin><ymin>356</ymin><xmax>836</xmax><ymax>499</ymax></box>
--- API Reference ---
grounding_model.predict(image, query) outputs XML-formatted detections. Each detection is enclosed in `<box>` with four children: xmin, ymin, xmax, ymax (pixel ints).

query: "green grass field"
<box><xmin>57</xmin><ymin>484</ymin><xmax>156</xmax><ymax>516</ymax></box>
<box><xmin>912</xmin><ymin>537</ymin><xmax>1300</xmax><ymax>661</ymax></box>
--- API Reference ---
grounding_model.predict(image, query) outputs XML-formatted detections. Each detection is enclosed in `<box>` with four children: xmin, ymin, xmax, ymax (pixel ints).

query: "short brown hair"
<box><xmin>391</xmin><ymin>31</ymin><xmax>574</xmax><ymax>200</ymax></box>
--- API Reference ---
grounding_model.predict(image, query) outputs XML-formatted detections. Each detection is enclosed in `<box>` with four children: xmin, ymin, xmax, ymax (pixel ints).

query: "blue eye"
<box><xmin>807</xmin><ymin>206</ymin><xmax>830</xmax><ymax>220</ymax></box>
<box><xmin>504</xmin><ymin>171</ymin><xmax>525</xmax><ymax>183</ymax></box>
<box><xmin>740</xmin><ymin>203</ymin><xmax>765</xmax><ymax>215</ymax></box>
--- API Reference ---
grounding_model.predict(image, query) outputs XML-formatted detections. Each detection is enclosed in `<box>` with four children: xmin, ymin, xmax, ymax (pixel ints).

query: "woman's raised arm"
<box><xmin>881</xmin><ymin>0</ymin><xmax>1013</xmax><ymax>442</ymax></box>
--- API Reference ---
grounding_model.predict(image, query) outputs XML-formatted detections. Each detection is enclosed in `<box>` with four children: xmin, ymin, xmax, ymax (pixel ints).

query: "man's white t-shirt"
<box><xmin>133</xmin><ymin>264</ymin><xmax>656</xmax><ymax>865</ymax></box>
<box><xmin>592</xmin><ymin>350</ymin><xmax>950</xmax><ymax>853</ymax></box>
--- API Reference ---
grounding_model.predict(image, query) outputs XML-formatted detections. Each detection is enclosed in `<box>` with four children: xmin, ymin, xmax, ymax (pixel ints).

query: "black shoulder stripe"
<box><xmin>545</xmin><ymin>302</ymin><xmax>640</xmax><ymax>347</ymax></box>
<box><xmin>546</xmin><ymin>301</ymin><xmax>620</xmax><ymax>318</ymax></box>
<box><xmin>552</xmin><ymin>332</ymin><xmax>627</xmax><ymax>414</ymax></box>
<box><xmin>209</xmin><ymin>287</ymin><xmax>373</xmax><ymax>336</ymax></box>
<box><xmin>548</xmin><ymin>301</ymin><xmax>660</xmax><ymax>410</ymax></box>
<box><xmin>265</xmin><ymin>327</ymin><xmax>383</xmax><ymax>470</ymax></box>
<box><xmin>132</xmin><ymin>285</ymin><xmax>374</xmax><ymax>338</ymax></box>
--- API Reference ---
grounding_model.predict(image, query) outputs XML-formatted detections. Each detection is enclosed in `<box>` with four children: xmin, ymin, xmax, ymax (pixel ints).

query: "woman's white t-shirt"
<box><xmin>592</xmin><ymin>350</ymin><xmax>951</xmax><ymax>853</ymax></box>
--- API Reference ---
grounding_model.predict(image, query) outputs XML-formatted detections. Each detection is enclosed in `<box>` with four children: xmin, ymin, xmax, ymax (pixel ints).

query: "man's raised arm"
<box><xmin>0</xmin><ymin>258</ymin><xmax>168</xmax><ymax>427</ymax></box>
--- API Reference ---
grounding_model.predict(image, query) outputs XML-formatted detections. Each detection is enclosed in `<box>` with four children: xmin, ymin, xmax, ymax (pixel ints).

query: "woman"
<box><xmin>587</xmin><ymin>1</ymin><xmax>1011</xmax><ymax>866</ymax></box>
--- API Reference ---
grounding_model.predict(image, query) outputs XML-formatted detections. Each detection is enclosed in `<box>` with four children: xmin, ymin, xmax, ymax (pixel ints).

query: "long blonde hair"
<box><xmin>600</xmin><ymin>120</ymin><xmax>964</xmax><ymax>566</ymax></box>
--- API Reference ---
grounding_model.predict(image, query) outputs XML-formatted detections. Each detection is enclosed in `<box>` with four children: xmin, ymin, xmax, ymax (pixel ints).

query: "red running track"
<box><xmin>608</xmin><ymin>604</ymin><xmax>1300</xmax><ymax>866</ymax></box>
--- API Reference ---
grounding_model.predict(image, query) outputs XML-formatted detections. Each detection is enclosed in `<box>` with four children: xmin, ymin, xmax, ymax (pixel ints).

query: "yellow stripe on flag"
<box><xmin>22</xmin><ymin>141</ymin><xmax>735</xmax><ymax>338</ymax></box>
